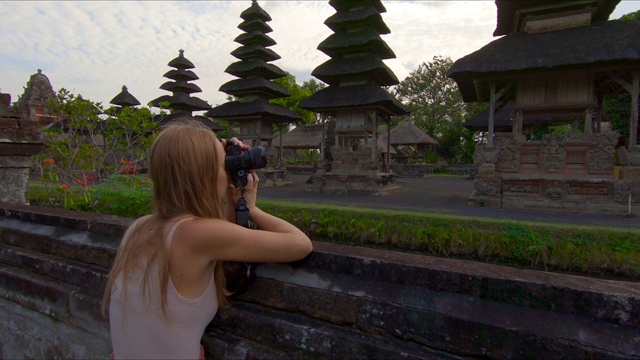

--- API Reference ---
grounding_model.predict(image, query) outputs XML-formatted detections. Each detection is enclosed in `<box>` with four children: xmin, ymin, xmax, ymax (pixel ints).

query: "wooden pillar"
<box><xmin>584</xmin><ymin>108</ymin><xmax>593</xmax><ymax>135</ymax></box>
<box><xmin>596</xmin><ymin>95</ymin><xmax>603</xmax><ymax>133</ymax></box>
<box><xmin>387</xmin><ymin>118</ymin><xmax>391</xmax><ymax>172</ymax></box>
<box><xmin>321</xmin><ymin>114</ymin><xmax>326</xmax><ymax>159</ymax></box>
<box><xmin>488</xmin><ymin>82</ymin><xmax>496</xmax><ymax>147</ymax></box>
<box><xmin>631</xmin><ymin>71</ymin><xmax>639</xmax><ymax>146</ymax></box>
<box><xmin>572</xmin><ymin>118</ymin><xmax>580</xmax><ymax>136</ymax></box>
<box><xmin>372</xmin><ymin>111</ymin><xmax>378</xmax><ymax>163</ymax></box>
<box><xmin>278</xmin><ymin>123</ymin><xmax>283</xmax><ymax>167</ymax></box>
<box><xmin>513</xmin><ymin>110</ymin><xmax>523</xmax><ymax>136</ymax></box>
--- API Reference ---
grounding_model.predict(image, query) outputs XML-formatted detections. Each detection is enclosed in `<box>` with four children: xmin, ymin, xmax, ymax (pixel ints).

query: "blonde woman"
<box><xmin>102</xmin><ymin>119</ymin><xmax>312</xmax><ymax>359</ymax></box>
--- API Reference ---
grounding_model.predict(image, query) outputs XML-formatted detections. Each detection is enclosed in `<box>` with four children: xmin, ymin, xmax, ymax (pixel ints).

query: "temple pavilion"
<box><xmin>448</xmin><ymin>0</ymin><xmax>640</xmax><ymax>213</ymax></box>
<box><xmin>299</xmin><ymin>0</ymin><xmax>409</xmax><ymax>195</ymax></box>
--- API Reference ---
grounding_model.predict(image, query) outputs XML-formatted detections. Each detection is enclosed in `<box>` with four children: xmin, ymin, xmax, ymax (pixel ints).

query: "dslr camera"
<box><xmin>225</xmin><ymin>139</ymin><xmax>267</xmax><ymax>188</ymax></box>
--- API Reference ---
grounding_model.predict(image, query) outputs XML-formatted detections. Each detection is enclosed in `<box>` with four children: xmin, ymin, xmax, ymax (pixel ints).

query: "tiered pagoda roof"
<box><xmin>207</xmin><ymin>0</ymin><xmax>301</xmax><ymax>124</ymax></box>
<box><xmin>150</xmin><ymin>50</ymin><xmax>212</xmax><ymax>114</ymax></box>
<box><xmin>299</xmin><ymin>0</ymin><xmax>408</xmax><ymax>117</ymax></box>
<box><xmin>110</xmin><ymin>85</ymin><xmax>141</xmax><ymax>108</ymax></box>
<box><xmin>150</xmin><ymin>50</ymin><xmax>221</xmax><ymax>130</ymax></box>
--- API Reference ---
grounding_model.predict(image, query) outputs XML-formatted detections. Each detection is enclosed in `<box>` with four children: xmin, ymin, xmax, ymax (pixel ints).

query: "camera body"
<box><xmin>225</xmin><ymin>140</ymin><xmax>267</xmax><ymax>188</ymax></box>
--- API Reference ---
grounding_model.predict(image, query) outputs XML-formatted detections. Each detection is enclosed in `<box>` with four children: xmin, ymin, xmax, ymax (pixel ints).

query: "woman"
<box><xmin>102</xmin><ymin>119</ymin><xmax>313</xmax><ymax>359</ymax></box>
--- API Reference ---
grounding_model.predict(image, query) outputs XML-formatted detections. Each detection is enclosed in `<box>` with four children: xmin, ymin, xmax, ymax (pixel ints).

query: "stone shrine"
<box><xmin>448</xmin><ymin>0</ymin><xmax>640</xmax><ymax>214</ymax></box>
<box><xmin>299</xmin><ymin>0</ymin><xmax>409</xmax><ymax>195</ymax></box>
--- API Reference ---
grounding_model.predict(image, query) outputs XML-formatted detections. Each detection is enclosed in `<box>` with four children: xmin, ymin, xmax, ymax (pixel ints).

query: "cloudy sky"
<box><xmin>2</xmin><ymin>1</ymin><xmax>638</xmax><ymax>109</ymax></box>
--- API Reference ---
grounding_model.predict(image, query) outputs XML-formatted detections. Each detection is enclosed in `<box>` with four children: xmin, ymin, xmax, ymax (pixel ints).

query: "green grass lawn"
<box><xmin>28</xmin><ymin>181</ymin><xmax>640</xmax><ymax>281</ymax></box>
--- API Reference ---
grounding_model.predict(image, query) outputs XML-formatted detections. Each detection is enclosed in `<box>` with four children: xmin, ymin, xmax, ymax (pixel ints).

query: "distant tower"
<box><xmin>299</xmin><ymin>0</ymin><xmax>409</xmax><ymax>195</ymax></box>
<box><xmin>150</xmin><ymin>50</ymin><xmax>221</xmax><ymax>130</ymax></box>
<box><xmin>207</xmin><ymin>0</ymin><xmax>301</xmax><ymax>146</ymax></box>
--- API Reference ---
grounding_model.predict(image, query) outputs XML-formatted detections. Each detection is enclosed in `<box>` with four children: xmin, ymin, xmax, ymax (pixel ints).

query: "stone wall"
<box><xmin>0</xmin><ymin>203</ymin><xmax>639</xmax><ymax>359</ymax></box>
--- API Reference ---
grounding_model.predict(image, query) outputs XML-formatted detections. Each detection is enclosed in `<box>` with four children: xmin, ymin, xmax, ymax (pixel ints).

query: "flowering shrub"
<box><xmin>32</xmin><ymin>88</ymin><xmax>161</xmax><ymax>209</ymax></box>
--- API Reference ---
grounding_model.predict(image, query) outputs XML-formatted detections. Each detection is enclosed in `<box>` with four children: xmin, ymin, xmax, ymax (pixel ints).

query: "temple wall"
<box><xmin>0</xmin><ymin>204</ymin><xmax>638</xmax><ymax>359</ymax></box>
<box><xmin>472</xmin><ymin>133</ymin><xmax>640</xmax><ymax>213</ymax></box>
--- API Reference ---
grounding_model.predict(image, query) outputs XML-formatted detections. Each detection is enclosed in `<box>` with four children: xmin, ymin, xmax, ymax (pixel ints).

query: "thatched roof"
<box><xmin>206</xmin><ymin>98</ymin><xmax>302</xmax><ymax>124</ymax></box>
<box><xmin>299</xmin><ymin>83</ymin><xmax>409</xmax><ymax>116</ymax></box>
<box><xmin>379</xmin><ymin>121</ymin><xmax>438</xmax><ymax>146</ymax></box>
<box><xmin>493</xmin><ymin>0</ymin><xmax>620</xmax><ymax>36</ymax></box>
<box><xmin>448</xmin><ymin>20</ymin><xmax>640</xmax><ymax>102</ymax></box>
<box><xmin>272</xmin><ymin>124</ymin><xmax>324</xmax><ymax>149</ymax></box>
<box><xmin>109</xmin><ymin>85</ymin><xmax>140</xmax><ymax>107</ymax></box>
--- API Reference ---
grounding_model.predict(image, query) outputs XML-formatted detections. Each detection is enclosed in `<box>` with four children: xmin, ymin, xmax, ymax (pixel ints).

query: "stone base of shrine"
<box><xmin>469</xmin><ymin>173</ymin><xmax>640</xmax><ymax>215</ymax></box>
<box><xmin>257</xmin><ymin>168</ymin><xmax>291</xmax><ymax>188</ymax></box>
<box><xmin>306</xmin><ymin>171</ymin><xmax>401</xmax><ymax>196</ymax></box>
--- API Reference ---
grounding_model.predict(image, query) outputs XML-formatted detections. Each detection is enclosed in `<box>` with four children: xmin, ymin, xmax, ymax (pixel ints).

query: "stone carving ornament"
<box><xmin>474</xmin><ymin>175</ymin><xmax>502</xmax><ymax>196</ymax></box>
<box><xmin>541</xmin><ymin>180</ymin><xmax>568</xmax><ymax>200</ymax></box>
<box><xmin>587</xmin><ymin>133</ymin><xmax>616</xmax><ymax>174</ymax></box>
<box><xmin>495</xmin><ymin>137</ymin><xmax>520</xmax><ymax>172</ymax></box>
<box><xmin>540</xmin><ymin>135</ymin><xmax>566</xmax><ymax>172</ymax></box>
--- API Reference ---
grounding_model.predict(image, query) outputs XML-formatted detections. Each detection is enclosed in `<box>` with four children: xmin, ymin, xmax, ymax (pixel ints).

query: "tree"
<box><xmin>271</xmin><ymin>72</ymin><xmax>316</xmax><ymax>125</ymax></box>
<box><xmin>392</xmin><ymin>56</ymin><xmax>484</xmax><ymax>164</ymax></box>
<box><xmin>602</xmin><ymin>11</ymin><xmax>640</xmax><ymax>143</ymax></box>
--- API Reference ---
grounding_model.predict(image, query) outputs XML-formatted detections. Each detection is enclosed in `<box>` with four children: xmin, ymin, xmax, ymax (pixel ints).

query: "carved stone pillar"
<box><xmin>0</xmin><ymin>130</ymin><xmax>45</xmax><ymax>204</ymax></box>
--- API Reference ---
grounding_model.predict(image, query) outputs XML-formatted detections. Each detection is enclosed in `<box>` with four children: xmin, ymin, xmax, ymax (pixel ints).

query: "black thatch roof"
<box><xmin>110</xmin><ymin>85</ymin><xmax>141</xmax><ymax>107</ymax></box>
<box><xmin>448</xmin><ymin>20</ymin><xmax>640</xmax><ymax>102</ymax></box>
<box><xmin>234</xmin><ymin>31</ymin><xmax>276</xmax><ymax>47</ymax></box>
<box><xmin>318</xmin><ymin>28</ymin><xmax>396</xmax><ymax>59</ymax></box>
<box><xmin>206</xmin><ymin>98</ymin><xmax>302</xmax><ymax>124</ymax></box>
<box><xmin>167</xmin><ymin>50</ymin><xmax>194</xmax><ymax>70</ymax></box>
<box><xmin>379</xmin><ymin>121</ymin><xmax>438</xmax><ymax>146</ymax></box>
<box><xmin>272</xmin><ymin>124</ymin><xmax>324</xmax><ymax>149</ymax></box>
<box><xmin>312</xmin><ymin>54</ymin><xmax>399</xmax><ymax>86</ymax></box>
<box><xmin>150</xmin><ymin>94</ymin><xmax>211</xmax><ymax>112</ymax></box>
<box><xmin>329</xmin><ymin>0</ymin><xmax>386</xmax><ymax>13</ymax></box>
<box><xmin>299</xmin><ymin>83</ymin><xmax>409</xmax><ymax>116</ymax></box>
<box><xmin>219</xmin><ymin>78</ymin><xmax>290</xmax><ymax>99</ymax></box>
<box><xmin>494</xmin><ymin>0</ymin><xmax>620</xmax><ymax>36</ymax></box>
<box><xmin>163</xmin><ymin>69</ymin><xmax>199</xmax><ymax>82</ymax></box>
<box><xmin>231</xmin><ymin>44</ymin><xmax>280</xmax><ymax>61</ymax></box>
<box><xmin>325</xmin><ymin>5</ymin><xmax>390</xmax><ymax>34</ymax></box>
<box><xmin>160</xmin><ymin>80</ymin><xmax>202</xmax><ymax>94</ymax></box>
<box><xmin>225</xmin><ymin>59</ymin><xmax>286</xmax><ymax>80</ymax></box>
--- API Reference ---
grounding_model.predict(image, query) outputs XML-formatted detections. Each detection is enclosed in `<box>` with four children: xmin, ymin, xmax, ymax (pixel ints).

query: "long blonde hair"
<box><xmin>102</xmin><ymin>119</ymin><xmax>230</xmax><ymax>317</ymax></box>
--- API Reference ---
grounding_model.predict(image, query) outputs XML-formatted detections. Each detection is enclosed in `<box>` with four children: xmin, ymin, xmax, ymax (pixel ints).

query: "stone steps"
<box><xmin>1</xmin><ymin>204</ymin><xmax>639</xmax><ymax>359</ymax></box>
<box><xmin>0</xmin><ymin>244</ymin><xmax>108</xmax><ymax>293</ymax></box>
<box><xmin>207</xmin><ymin>302</ymin><xmax>461</xmax><ymax>360</ymax></box>
<box><xmin>225</xmin><ymin>263</ymin><xmax>640</xmax><ymax>359</ymax></box>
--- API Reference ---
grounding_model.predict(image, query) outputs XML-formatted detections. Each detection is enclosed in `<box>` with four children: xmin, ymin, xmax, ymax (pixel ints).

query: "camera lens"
<box><xmin>245</xmin><ymin>147</ymin><xmax>267</xmax><ymax>170</ymax></box>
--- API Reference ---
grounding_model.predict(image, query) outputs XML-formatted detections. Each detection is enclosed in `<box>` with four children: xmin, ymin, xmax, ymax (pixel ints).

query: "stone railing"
<box><xmin>0</xmin><ymin>203</ymin><xmax>639</xmax><ymax>359</ymax></box>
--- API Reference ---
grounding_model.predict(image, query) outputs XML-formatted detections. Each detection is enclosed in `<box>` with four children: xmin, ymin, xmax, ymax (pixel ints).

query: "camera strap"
<box><xmin>235</xmin><ymin>195</ymin><xmax>250</xmax><ymax>228</ymax></box>
<box><xmin>233</xmin><ymin>191</ymin><xmax>259</xmax><ymax>295</ymax></box>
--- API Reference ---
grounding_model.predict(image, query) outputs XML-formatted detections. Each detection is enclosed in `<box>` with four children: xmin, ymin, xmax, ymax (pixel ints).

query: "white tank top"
<box><xmin>109</xmin><ymin>217</ymin><xmax>218</xmax><ymax>359</ymax></box>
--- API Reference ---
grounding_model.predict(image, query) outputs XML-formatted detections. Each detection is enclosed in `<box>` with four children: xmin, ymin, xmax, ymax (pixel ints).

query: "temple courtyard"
<box><xmin>260</xmin><ymin>174</ymin><xmax>640</xmax><ymax>229</ymax></box>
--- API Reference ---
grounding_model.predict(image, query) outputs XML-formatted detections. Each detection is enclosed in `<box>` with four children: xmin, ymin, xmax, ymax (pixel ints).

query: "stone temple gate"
<box><xmin>448</xmin><ymin>0</ymin><xmax>640</xmax><ymax>214</ymax></box>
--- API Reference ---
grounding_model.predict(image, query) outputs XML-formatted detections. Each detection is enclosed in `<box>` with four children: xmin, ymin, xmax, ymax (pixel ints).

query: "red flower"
<box><xmin>41</xmin><ymin>158</ymin><xmax>56</xmax><ymax>166</ymax></box>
